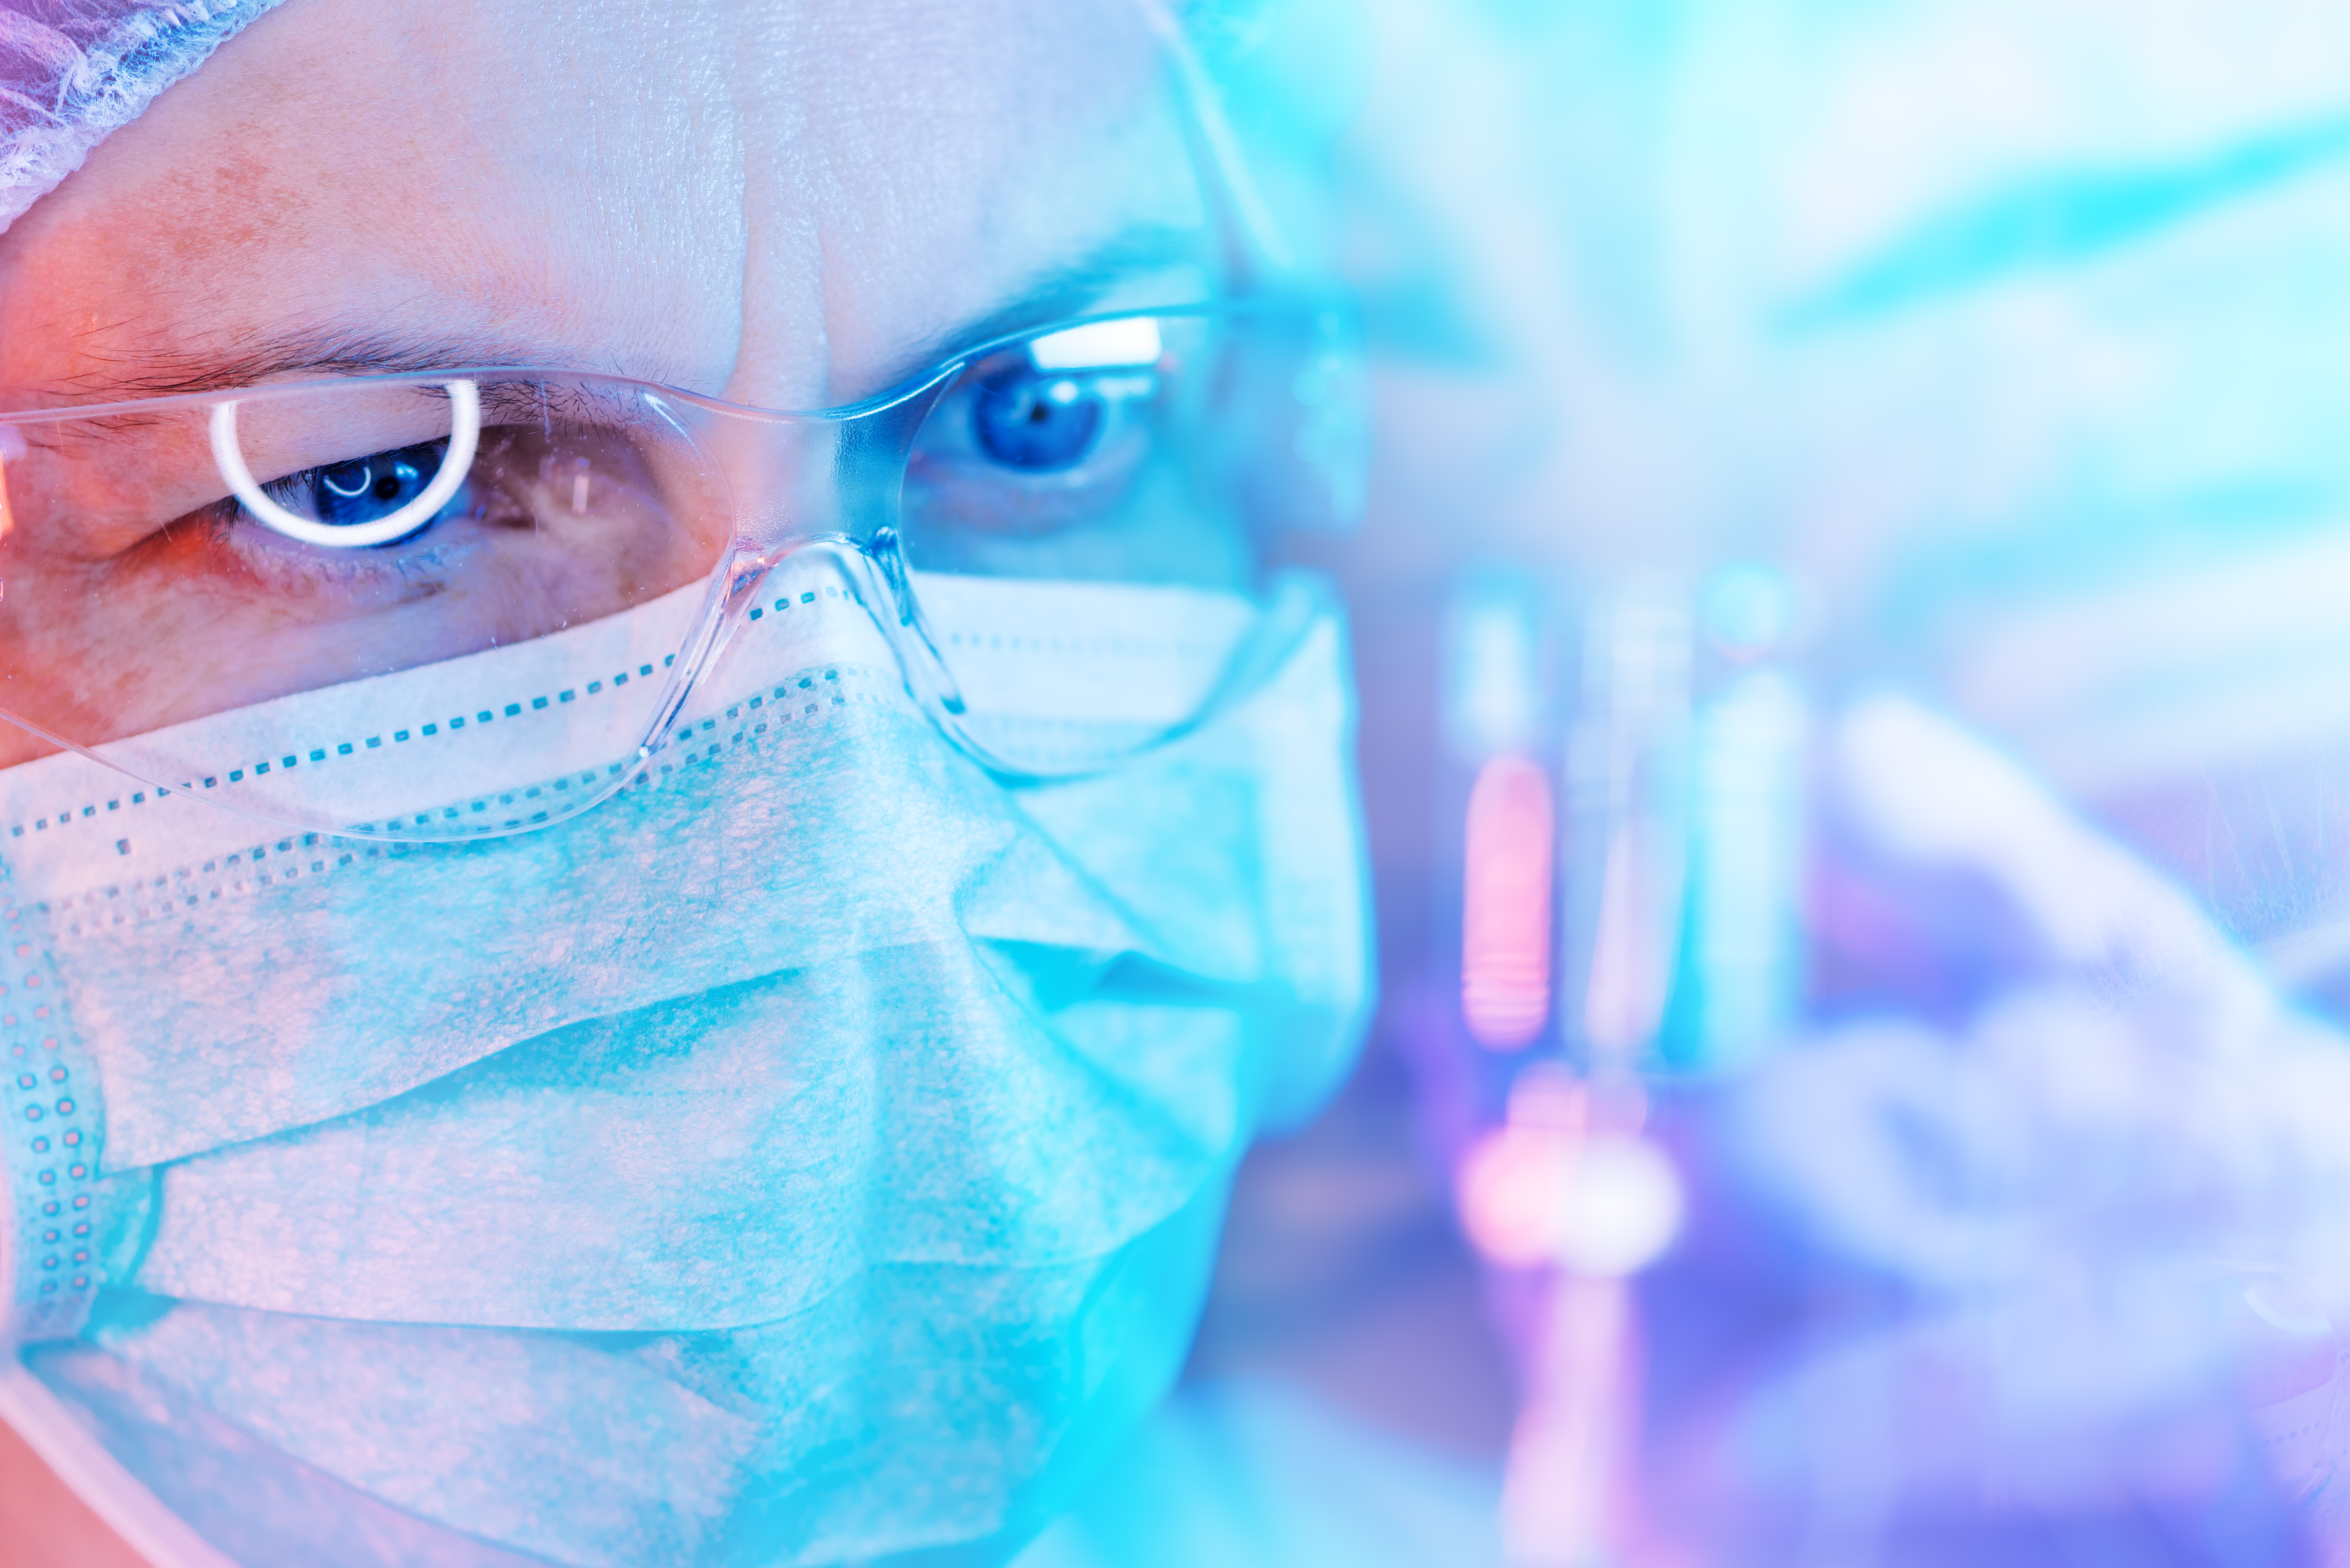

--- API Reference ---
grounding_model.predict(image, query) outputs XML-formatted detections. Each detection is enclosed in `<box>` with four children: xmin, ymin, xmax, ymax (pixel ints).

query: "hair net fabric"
<box><xmin>0</xmin><ymin>0</ymin><xmax>1299</xmax><ymax>243</ymax></box>
<box><xmin>0</xmin><ymin>0</ymin><xmax>286</xmax><ymax>235</ymax></box>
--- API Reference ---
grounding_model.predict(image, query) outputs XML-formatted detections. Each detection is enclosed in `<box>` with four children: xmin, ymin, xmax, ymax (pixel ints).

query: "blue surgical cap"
<box><xmin>0</xmin><ymin>0</ymin><xmax>283</xmax><ymax>233</ymax></box>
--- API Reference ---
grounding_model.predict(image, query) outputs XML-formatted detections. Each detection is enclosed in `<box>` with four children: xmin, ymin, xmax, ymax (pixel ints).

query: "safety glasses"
<box><xmin>0</xmin><ymin>297</ymin><xmax>1366</xmax><ymax>841</ymax></box>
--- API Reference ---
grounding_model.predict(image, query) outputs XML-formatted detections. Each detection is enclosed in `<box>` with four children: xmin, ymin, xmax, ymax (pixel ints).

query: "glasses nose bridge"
<box><xmin>699</xmin><ymin>379</ymin><xmax>950</xmax><ymax>556</ymax></box>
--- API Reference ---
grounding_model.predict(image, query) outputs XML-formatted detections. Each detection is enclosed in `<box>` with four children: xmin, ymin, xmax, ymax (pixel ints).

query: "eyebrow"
<box><xmin>53</xmin><ymin>325</ymin><xmax>585</xmax><ymax>406</ymax></box>
<box><xmin>44</xmin><ymin>222</ymin><xmax>1219</xmax><ymax>415</ymax></box>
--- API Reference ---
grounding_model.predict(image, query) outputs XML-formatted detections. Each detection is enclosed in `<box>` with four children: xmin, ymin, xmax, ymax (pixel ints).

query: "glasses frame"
<box><xmin>0</xmin><ymin>295</ymin><xmax>1364</xmax><ymax>841</ymax></box>
<box><xmin>0</xmin><ymin>22</ymin><xmax>1360</xmax><ymax>841</ymax></box>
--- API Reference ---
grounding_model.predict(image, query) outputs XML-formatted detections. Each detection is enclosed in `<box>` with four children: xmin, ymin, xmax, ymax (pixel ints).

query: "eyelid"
<box><xmin>223</xmin><ymin>395</ymin><xmax>470</xmax><ymax>498</ymax></box>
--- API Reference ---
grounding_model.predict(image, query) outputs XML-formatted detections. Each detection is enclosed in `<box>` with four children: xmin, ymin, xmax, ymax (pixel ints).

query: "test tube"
<box><xmin>1671</xmin><ymin>562</ymin><xmax>1808</xmax><ymax>1074</ymax></box>
<box><xmin>1444</xmin><ymin>566</ymin><xmax>1556</xmax><ymax>1053</ymax></box>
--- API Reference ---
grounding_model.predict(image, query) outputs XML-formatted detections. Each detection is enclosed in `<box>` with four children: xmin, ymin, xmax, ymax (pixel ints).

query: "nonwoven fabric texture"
<box><xmin>0</xmin><ymin>552</ymin><xmax>1373</xmax><ymax>1566</ymax></box>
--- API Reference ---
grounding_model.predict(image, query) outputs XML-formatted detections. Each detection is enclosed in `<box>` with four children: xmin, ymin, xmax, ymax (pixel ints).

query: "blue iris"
<box><xmin>312</xmin><ymin>441</ymin><xmax>446</xmax><ymax>529</ymax></box>
<box><xmin>973</xmin><ymin>370</ymin><xmax>1105</xmax><ymax>471</ymax></box>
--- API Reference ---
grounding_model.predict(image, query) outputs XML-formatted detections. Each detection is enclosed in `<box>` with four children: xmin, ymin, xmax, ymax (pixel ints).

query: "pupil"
<box><xmin>313</xmin><ymin>446</ymin><xmax>442</xmax><ymax>530</ymax></box>
<box><xmin>973</xmin><ymin>371</ymin><xmax>1105</xmax><ymax>471</ymax></box>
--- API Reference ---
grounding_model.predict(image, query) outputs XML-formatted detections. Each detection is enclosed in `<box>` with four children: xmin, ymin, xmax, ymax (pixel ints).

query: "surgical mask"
<box><xmin>0</xmin><ymin>549</ymin><xmax>1372</xmax><ymax>1566</ymax></box>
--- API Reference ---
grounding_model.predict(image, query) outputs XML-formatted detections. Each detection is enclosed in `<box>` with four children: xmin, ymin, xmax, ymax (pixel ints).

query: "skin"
<box><xmin>0</xmin><ymin>0</ymin><xmax>1221</xmax><ymax>1555</ymax></box>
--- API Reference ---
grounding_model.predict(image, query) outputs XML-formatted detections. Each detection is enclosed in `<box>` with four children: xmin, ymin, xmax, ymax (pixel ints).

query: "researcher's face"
<box><xmin>0</xmin><ymin>0</ymin><xmax>1217</xmax><ymax>767</ymax></box>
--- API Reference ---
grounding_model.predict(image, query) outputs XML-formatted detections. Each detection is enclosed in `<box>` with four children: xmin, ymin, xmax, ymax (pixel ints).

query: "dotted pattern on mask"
<box><xmin>0</xmin><ymin>656</ymin><xmax>885</xmax><ymax>1337</ymax></box>
<box><xmin>2</xmin><ymin>584</ymin><xmax>873</xmax><ymax>844</ymax></box>
<box><xmin>27</xmin><ymin>667</ymin><xmax>888</xmax><ymax>942</ymax></box>
<box><xmin>4</xmin><ymin>583</ymin><xmax>879</xmax><ymax>846</ymax></box>
<box><xmin>0</xmin><ymin>880</ymin><xmax>105</xmax><ymax>1343</ymax></box>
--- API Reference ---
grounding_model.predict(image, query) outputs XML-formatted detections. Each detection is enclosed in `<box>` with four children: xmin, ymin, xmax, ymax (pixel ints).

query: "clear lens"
<box><xmin>897</xmin><ymin>304</ymin><xmax>1365</xmax><ymax>587</ymax></box>
<box><xmin>890</xmin><ymin>303</ymin><xmax>1367</xmax><ymax>772</ymax></box>
<box><xmin>0</xmin><ymin>374</ymin><xmax>733</xmax><ymax>835</ymax></box>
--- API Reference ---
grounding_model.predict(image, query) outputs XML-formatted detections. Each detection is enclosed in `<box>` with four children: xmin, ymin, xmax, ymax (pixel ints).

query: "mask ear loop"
<box><xmin>210</xmin><ymin>381</ymin><xmax>481</xmax><ymax>550</ymax></box>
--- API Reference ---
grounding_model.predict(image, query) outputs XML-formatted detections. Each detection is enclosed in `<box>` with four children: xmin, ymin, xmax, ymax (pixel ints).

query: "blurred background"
<box><xmin>1028</xmin><ymin>3</ymin><xmax>2350</xmax><ymax>1564</ymax></box>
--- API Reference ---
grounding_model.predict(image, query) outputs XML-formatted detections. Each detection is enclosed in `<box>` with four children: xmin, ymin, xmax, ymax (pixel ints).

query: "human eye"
<box><xmin>895</xmin><ymin>312</ymin><xmax>1267</xmax><ymax>587</ymax></box>
<box><xmin>905</xmin><ymin>329</ymin><xmax>1167</xmax><ymax>536</ymax></box>
<box><xmin>0</xmin><ymin>376</ymin><xmax>734</xmax><ymax>747</ymax></box>
<box><xmin>247</xmin><ymin>436</ymin><xmax>476</xmax><ymax>546</ymax></box>
<box><xmin>206</xmin><ymin>385</ymin><xmax>699</xmax><ymax>597</ymax></box>
<box><xmin>211</xmin><ymin>381</ymin><xmax>519</xmax><ymax>572</ymax></box>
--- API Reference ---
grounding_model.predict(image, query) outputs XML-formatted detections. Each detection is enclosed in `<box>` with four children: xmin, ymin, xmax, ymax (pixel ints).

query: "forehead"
<box><xmin>0</xmin><ymin>0</ymin><xmax>1213</xmax><ymax>410</ymax></box>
